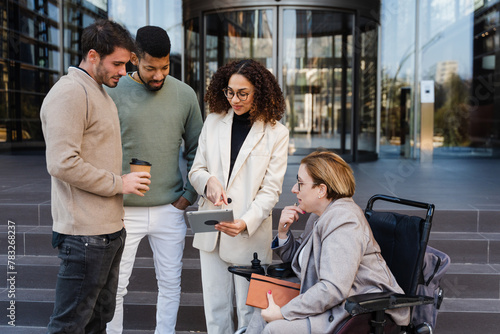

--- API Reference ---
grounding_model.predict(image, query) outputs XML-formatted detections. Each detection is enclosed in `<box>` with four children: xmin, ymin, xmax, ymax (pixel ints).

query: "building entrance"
<box><xmin>184</xmin><ymin>0</ymin><xmax>380</xmax><ymax>161</ymax></box>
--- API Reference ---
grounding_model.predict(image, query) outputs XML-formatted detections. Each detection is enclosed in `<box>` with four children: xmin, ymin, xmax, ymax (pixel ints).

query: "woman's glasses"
<box><xmin>223</xmin><ymin>88</ymin><xmax>251</xmax><ymax>101</ymax></box>
<box><xmin>296</xmin><ymin>176</ymin><xmax>317</xmax><ymax>191</ymax></box>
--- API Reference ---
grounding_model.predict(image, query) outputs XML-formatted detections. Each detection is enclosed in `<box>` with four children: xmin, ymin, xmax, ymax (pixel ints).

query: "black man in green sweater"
<box><xmin>106</xmin><ymin>26</ymin><xmax>203</xmax><ymax>334</ymax></box>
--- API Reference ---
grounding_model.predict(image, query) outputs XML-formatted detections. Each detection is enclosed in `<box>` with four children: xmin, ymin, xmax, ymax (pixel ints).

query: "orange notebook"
<box><xmin>246</xmin><ymin>273</ymin><xmax>301</xmax><ymax>309</ymax></box>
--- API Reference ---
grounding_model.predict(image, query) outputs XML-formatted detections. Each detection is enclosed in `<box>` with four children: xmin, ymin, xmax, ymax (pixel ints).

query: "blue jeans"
<box><xmin>47</xmin><ymin>228</ymin><xmax>126</xmax><ymax>334</ymax></box>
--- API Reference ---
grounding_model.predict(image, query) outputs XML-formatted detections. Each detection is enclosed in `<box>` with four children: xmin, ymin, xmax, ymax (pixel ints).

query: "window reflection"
<box><xmin>48</xmin><ymin>2</ymin><xmax>59</xmax><ymax>21</ymax></box>
<box><xmin>382</xmin><ymin>0</ymin><xmax>500</xmax><ymax>157</ymax></box>
<box><xmin>358</xmin><ymin>18</ymin><xmax>378</xmax><ymax>153</ymax></box>
<box><xmin>282</xmin><ymin>9</ymin><xmax>354</xmax><ymax>154</ymax></box>
<box><xmin>108</xmin><ymin>0</ymin><xmax>147</xmax><ymax>35</ymax></box>
<box><xmin>149</xmin><ymin>0</ymin><xmax>183</xmax><ymax>78</ymax></box>
<box><xmin>471</xmin><ymin>2</ymin><xmax>500</xmax><ymax>153</ymax></box>
<box><xmin>204</xmin><ymin>9</ymin><xmax>274</xmax><ymax>114</ymax></box>
<box><xmin>185</xmin><ymin>18</ymin><xmax>201</xmax><ymax>105</ymax></box>
<box><xmin>0</xmin><ymin>0</ymin><xmax>106</xmax><ymax>148</ymax></box>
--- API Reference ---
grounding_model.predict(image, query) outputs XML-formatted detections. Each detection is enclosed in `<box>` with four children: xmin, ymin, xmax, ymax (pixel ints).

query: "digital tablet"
<box><xmin>186</xmin><ymin>209</ymin><xmax>234</xmax><ymax>233</ymax></box>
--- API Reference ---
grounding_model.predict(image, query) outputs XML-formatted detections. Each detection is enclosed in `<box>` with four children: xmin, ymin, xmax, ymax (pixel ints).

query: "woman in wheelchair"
<box><xmin>245</xmin><ymin>151</ymin><xmax>410</xmax><ymax>334</ymax></box>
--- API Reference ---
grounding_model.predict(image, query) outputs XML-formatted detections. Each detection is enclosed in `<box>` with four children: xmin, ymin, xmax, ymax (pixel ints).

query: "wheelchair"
<box><xmin>229</xmin><ymin>194</ymin><xmax>449</xmax><ymax>334</ymax></box>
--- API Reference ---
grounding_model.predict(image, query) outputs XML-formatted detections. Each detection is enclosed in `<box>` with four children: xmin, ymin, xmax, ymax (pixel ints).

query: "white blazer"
<box><xmin>188</xmin><ymin>109</ymin><xmax>289</xmax><ymax>265</ymax></box>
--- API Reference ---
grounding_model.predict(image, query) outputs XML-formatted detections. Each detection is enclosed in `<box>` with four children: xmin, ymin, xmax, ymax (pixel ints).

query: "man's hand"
<box><xmin>121</xmin><ymin>172</ymin><xmax>151</xmax><ymax>196</ymax></box>
<box><xmin>215</xmin><ymin>219</ymin><xmax>246</xmax><ymax>237</ymax></box>
<box><xmin>206</xmin><ymin>176</ymin><xmax>229</xmax><ymax>206</ymax></box>
<box><xmin>261</xmin><ymin>291</ymin><xmax>284</xmax><ymax>323</ymax></box>
<box><xmin>172</xmin><ymin>196</ymin><xmax>190</xmax><ymax>211</ymax></box>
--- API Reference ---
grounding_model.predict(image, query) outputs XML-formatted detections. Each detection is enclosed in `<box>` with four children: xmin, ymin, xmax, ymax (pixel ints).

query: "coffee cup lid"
<box><xmin>130</xmin><ymin>158</ymin><xmax>152</xmax><ymax>166</ymax></box>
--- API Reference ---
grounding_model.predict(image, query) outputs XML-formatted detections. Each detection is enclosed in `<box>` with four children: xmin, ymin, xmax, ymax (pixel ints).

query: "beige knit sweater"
<box><xmin>40</xmin><ymin>67</ymin><xmax>124</xmax><ymax>235</ymax></box>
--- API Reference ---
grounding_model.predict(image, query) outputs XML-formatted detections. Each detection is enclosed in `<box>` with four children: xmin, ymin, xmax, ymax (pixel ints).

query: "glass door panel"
<box><xmin>281</xmin><ymin>9</ymin><xmax>354</xmax><ymax>154</ymax></box>
<box><xmin>205</xmin><ymin>9</ymin><xmax>275</xmax><ymax>114</ymax></box>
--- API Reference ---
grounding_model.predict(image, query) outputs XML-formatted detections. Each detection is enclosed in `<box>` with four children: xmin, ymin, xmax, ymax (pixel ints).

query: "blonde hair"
<box><xmin>301</xmin><ymin>150</ymin><xmax>355</xmax><ymax>200</ymax></box>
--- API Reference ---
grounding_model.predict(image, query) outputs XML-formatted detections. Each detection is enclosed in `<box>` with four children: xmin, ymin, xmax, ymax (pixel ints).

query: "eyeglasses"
<box><xmin>296</xmin><ymin>176</ymin><xmax>317</xmax><ymax>191</ymax></box>
<box><xmin>222</xmin><ymin>88</ymin><xmax>252</xmax><ymax>101</ymax></box>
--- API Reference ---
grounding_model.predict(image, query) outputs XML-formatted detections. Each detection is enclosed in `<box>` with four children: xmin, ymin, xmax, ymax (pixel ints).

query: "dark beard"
<box><xmin>136</xmin><ymin>70</ymin><xmax>164</xmax><ymax>91</ymax></box>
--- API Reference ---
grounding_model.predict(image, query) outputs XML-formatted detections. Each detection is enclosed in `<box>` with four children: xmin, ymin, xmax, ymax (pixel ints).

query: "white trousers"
<box><xmin>199</xmin><ymin>244</ymin><xmax>254</xmax><ymax>334</ymax></box>
<box><xmin>107</xmin><ymin>204</ymin><xmax>186</xmax><ymax>334</ymax></box>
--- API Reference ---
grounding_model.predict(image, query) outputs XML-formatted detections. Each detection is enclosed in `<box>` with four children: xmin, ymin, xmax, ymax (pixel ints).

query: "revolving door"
<box><xmin>184</xmin><ymin>0</ymin><xmax>379</xmax><ymax>161</ymax></box>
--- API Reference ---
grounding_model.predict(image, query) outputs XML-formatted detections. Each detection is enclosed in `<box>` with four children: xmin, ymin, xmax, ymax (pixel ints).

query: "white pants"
<box><xmin>199</xmin><ymin>244</ymin><xmax>254</xmax><ymax>334</ymax></box>
<box><xmin>107</xmin><ymin>204</ymin><xmax>186</xmax><ymax>334</ymax></box>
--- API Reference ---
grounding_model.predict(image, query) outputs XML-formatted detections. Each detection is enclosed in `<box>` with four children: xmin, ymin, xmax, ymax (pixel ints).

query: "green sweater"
<box><xmin>107</xmin><ymin>74</ymin><xmax>203</xmax><ymax>207</ymax></box>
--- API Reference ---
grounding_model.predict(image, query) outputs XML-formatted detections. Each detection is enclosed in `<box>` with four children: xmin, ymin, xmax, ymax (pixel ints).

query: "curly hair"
<box><xmin>204</xmin><ymin>59</ymin><xmax>285</xmax><ymax>125</ymax></box>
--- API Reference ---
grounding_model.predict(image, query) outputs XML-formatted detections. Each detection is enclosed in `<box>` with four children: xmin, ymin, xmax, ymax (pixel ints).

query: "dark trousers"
<box><xmin>47</xmin><ymin>229</ymin><xmax>126</xmax><ymax>334</ymax></box>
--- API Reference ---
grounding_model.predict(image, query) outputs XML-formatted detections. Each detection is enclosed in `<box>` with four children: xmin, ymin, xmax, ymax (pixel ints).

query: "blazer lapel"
<box><xmin>226</xmin><ymin>120</ymin><xmax>265</xmax><ymax>189</ymax></box>
<box><xmin>219</xmin><ymin>110</ymin><xmax>233</xmax><ymax>188</ymax></box>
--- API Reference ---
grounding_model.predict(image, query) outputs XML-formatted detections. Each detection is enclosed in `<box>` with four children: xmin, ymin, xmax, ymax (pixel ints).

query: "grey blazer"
<box><xmin>273</xmin><ymin>198</ymin><xmax>410</xmax><ymax>333</ymax></box>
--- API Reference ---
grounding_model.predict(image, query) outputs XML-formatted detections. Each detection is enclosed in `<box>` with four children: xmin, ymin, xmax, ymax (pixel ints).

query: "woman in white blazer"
<box><xmin>245</xmin><ymin>151</ymin><xmax>410</xmax><ymax>334</ymax></box>
<box><xmin>188</xmin><ymin>59</ymin><xmax>289</xmax><ymax>334</ymax></box>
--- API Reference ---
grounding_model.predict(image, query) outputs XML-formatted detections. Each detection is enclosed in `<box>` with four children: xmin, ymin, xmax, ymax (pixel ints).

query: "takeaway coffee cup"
<box><xmin>129</xmin><ymin>158</ymin><xmax>152</xmax><ymax>193</ymax></box>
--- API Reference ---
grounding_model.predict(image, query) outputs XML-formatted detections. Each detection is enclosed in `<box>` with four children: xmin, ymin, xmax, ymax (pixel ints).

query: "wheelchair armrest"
<box><xmin>266</xmin><ymin>262</ymin><xmax>296</xmax><ymax>279</ymax></box>
<box><xmin>228</xmin><ymin>265</ymin><xmax>265</xmax><ymax>281</ymax></box>
<box><xmin>345</xmin><ymin>292</ymin><xmax>434</xmax><ymax>316</ymax></box>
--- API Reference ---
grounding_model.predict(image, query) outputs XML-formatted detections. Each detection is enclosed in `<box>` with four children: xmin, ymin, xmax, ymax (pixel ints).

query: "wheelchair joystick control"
<box><xmin>251</xmin><ymin>252</ymin><xmax>262</xmax><ymax>269</ymax></box>
<box><xmin>228</xmin><ymin>252</ymin><xmax>265</xmax><ymax>280</ymax></box>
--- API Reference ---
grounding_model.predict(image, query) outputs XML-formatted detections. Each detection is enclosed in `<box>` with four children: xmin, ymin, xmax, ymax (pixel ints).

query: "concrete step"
<box><xmin>421</xmin><ymin>262</ymin><xmax>500</xmax><ymax>333</ymax></box>
<box><xmin>6</xmin><ymin>203</ymin><xmax>499</xmax><ymax>233</ymax></box>
<box><xmin>435</xmin><ymin>298</ymin><xmax>500</xmax><ymax>334</ymax></box>
<box><xmin>2</xmin><ymin>206</ymin><xmax>499</xmax><ymax>333</ymax></box>
<box><xmin>429</xmin><ymin>232</ymin><xmax>500</xmax><ymax>264</ymax></box>
<box><xmin>5</xmin><ymin>255</ymin><xmax>499</xmax><ymax>300</ymax></box>
<box><xmin>2</xmin><ymin>301</ymin><xmax>499</xmax><ymax>334</ymax></box>
<box><xmin>0</xmin><ymin>288</ymin><xmax>206</xmax><ymax>332</ymax></box>
<box><xmin>3</xmin><ymin>289</ymin><xmax>500</xmax><ymax>333</ymax></box>
<box><xmin>0</xmin><ymin>205</ymin><xmax>310</xmax><ymax>257</ymax></box>
<box><xmin>0</xmin><ymin>225</ymin><xmax>201</xmax><ymax>259</ymax></box>
<box><xmin>3</xmin><ymin>224</ymin><xmax>500</xmax><ymax>266</ymax></box>
<box><xmin>0</xmin><ymin>327</ymin><xmax>205</xmax><ymax>334</ymax></box>
<box><xmin>2</xmin><ymin>253</ymin><xmax>499</xmax><ymax>331</ymax></box>
<box><xmin>431</xmin><ymin>209</ymin><xmax>500</xmax><ymax>233</ymax></box>
<box><xmin>0</xmin><ymin>326</ymin><xmax>204</xmax><ymax>334</ymax></box>
<box><xmin>438</xmin><ymin>263</ymin><xmax>500</xmax><ymax>299</ymax></box>
<box><xmin>0</xmin><ymin>255</ymin><xmax>203</xmax><ymax>293</ymax></box>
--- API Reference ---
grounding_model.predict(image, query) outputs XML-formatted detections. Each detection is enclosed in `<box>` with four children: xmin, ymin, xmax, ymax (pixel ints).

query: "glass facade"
<box><xmin>184</xmin><ymin>1</ymin><xmax>380</xmax><ymax>161</ymax></box>
<box><xmin>2</xmin><ymin>0</ymin><xmax>499</xmax><ymax>159</ymax></box>
<box><xmin>381</xmin><ymin>0</ymin><xmax>500</xmax><ymax>158</ymax></box>
<box><xmin>0</xmin><ymin>0</ymin><xmax>106</xmax><ymax>152</ymax></box>
<box><xmin>108</xmin><ymin>0</ymin><xmax>183</xmax><ymax>78</ymax></box>
<box><xmin>204</xmin><ymin>9</ymin><xmax>274</xmax><ymax>114</ymax></box>
<box><xmin>281</xmin><ymin>10</ymin><xmax>355</xmax><ymax>157</ymax></box>
<box><xmin>472</xmin><ymin>0</ymin><xmax>500</xmax><ymax>155</ymax></box>
<box><xmin>185</xmin><ymin>16</ymin><xmax>200</xmax><ymax>101</ymax></box>
<box><xmin>62</xmin><ymin>0</ymin><xmax>108</xmax><ymax>72</ymax></box>
<box><xmin>358</xmin><ymin>16</ymin><xmax>379</xmax><ymax>155</ymax></box>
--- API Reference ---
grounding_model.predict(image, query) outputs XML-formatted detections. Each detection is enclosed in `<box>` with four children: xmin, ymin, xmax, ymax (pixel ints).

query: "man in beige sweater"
<box><xmin>40</xmin><ymin>19</ymin><xmax>149</xmax><ymax>333</ymax></box>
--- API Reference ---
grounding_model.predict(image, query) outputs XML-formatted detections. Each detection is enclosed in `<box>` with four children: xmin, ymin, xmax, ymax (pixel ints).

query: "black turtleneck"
<box><xmin>229</xmin><ymin>112</ymin><xmax>252</xmax><ymax>178</ymax></box>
